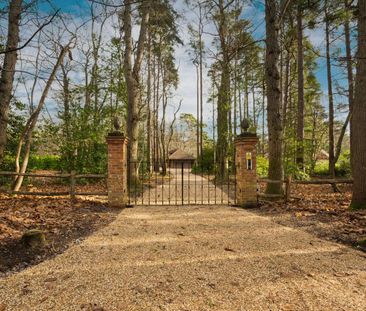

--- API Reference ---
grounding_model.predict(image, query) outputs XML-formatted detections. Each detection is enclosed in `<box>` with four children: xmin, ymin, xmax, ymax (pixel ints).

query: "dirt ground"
<box><xmin>0</xmin><ymin>204</ymin><xmax>365</xmax><ymax>311</ymax></box>
<box><xmin>0</xmin><ymin>181</ymin><xmax>365</xmax><ymax>278</ymax></box>
<box><xmin>0</xmin><ymin>192</ymin><xmax>118</xmax><ymax>276</ymax></box>
<box><xmin>257</xmin><ymin>183</ymin><xmax>366</xmax><ymax>252</ymax></box>
<box><xmin>0</xmin><ymin>179</ymin><xmax>365</xmax><ymax>310</ymax></box>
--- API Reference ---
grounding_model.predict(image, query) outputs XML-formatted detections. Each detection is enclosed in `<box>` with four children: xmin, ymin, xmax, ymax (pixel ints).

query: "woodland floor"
<box><xmin>0</xmin><ymin>181</ymin><xmax>365</xmax><ymax>310</ymax></box>
<box><xmin>0</xmin><ymin>183</ymin><xmax>117</xmax><ymax>276</ymax></box>
<box><xmin>257</xmin><ymin>183</ymin><xmax>366</xmax><ymax>252</ymax></box>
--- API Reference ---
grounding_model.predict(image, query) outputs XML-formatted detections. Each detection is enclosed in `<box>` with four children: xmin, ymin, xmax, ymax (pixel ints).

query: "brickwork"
<box><xmin>106</xmin><ymin>134</ymin><xmax>128</xmax><ymax>208</ymax></box>
<box><xmin>235</xmin><ymin>135</ymin><xmax>259</xmax><ymax>208</ymax></box>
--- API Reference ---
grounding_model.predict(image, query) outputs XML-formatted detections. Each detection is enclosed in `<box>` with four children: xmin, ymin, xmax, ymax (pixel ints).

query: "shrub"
<box><xmin>313</xmin><ymin>160</ymin><xmax>329</xmax><ymax>176</ymax></box>
<box><xmin>257</xmin><ymin>156</ymin><xmax>268</xmax><ymax>178</ymax></box>
<box><xmin>0</xmin><ymin>154</ymin><xmax>61</xmax><ymax>172</ymax></box>
<box><xmin>192</xmin><ymin>146</ymin><xmax>215</xmax><ymax>174</ymax></box>
<box><xmin>313</xmin><ymin>151</ymin><xmax>351</xmax><ymax>177</ymax></box>
<box><xmin>285</xmin><ymin>161</ymin><xmax>310</xmax><ymax>180</ymax></box>
<box><xmin>28</xmin><ymin>155</ymin><xmax>61</xmax><ymax>171</ymax></box>
<box><xmin>336</xmin><ymin>150</ymin><xmax>351</xmax><ymax>177</ymax></box>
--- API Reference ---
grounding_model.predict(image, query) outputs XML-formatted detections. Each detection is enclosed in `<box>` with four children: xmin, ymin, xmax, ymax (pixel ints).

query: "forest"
<box><xmin>0</xmin><ymin>0</ymin><xmax>365</xmax><ymax>208</ymax></box>
<box><xmin>0</xmin><ymin>1</ymin><xmax>366</xmax><ymax>309</ymax></box>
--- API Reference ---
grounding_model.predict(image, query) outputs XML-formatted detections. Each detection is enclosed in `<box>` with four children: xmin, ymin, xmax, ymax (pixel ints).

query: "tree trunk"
<box><xmin>344</xmin><ymin>0</ymin><xmax>354</xmax><ymax>160</ymax></box>
<box><xmin>61</xmin><ymin>63</ymin><xmax>73</xmax><ymax>171</ymax></box>
<box><xmin>123</xmin><ymin>0</ymin><xmax>149</xmax><ymax>182</ymax></box>
<box><xmin>265</xmin><ymin>0</ymin><xmax>283</xmax><ymax>194</ymax></box>
<box><xmin>196</xmin><ymin>64</ymin><xmax>200</xmax><ymax>160</ymax></box>
<box><xmin>296</xmin><ymin>3</ymin><xmax>304</xmax><ymax>169</ymax></box>
<box><xmin>244</xmin><ymin>75</ymin><xmax>249</xmax><ymax>119</ymax></box>
<box><xmin>199</xmin><ymin>12</ymin><xmax>203</xmax><ymax>162</ymax></box>
<box><xmin>217</xmin><ymin>60</ymin><xmax>230</xmax><ymax>179</ymax></box>
<box><xmin>146</xmin><ymin>31</ymin><xmax>152</xmax><ymax>171</ymax></box>
<box><xmin>283</xmin><ymin>49</ymin><xmax>290</xmax><ymax>129</ymax></box>
<box><xmin>252</xmin><ymin>77</ymin><xmax>256</xmax><ymax>127</ymax></box>
<box><xmin>0</xmin><ymin>0</ymin><xmax>22</xmax><ymax>162</ymax></box>
<box><xmin>13</xmin><ymin>45</ymin><xmax>69</xmax><ymax>190</ymax></box>
<box><xmin>234</xmin><ymin>58</ymin><xmax>237</xmax><ymax>136</ymax></box>
<box><xmin>350</xmin><ymin>0</ymin><xmax>366</xmax><ymax>209</ymax></box>
<box><xmin>334</xmin><ymin>112</ymin><xmax>350</xmax><ymax>163</ymax></box>
<box><xmin>262</xmin><ymin>77</ymin><xmax>265</xmax><ymax>155</ymax></box>
<box><xmin>325</xmin><ymin>0</ymin><xmax>335</xmax><ymax>179</ymax></box>
<box><xmin>216</xmin><ymin>0</ymin><xmax>230</xmax><ymax>180</ymax></box>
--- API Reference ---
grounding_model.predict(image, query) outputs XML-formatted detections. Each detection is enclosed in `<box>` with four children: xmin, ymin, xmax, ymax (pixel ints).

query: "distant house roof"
<box><xmin>168</xmin><ymin>149</ymin><xmax>196</xmax><ymax>161</ymax></box>
<box><xmin>317</xmin><ymin>149</ymin><xmax>329</xmax><ymax>160</ymax></box>
<box><xmin>168</xmin><ymin>149</ymin><xmax>179</xmax><ymax>155</ymax></box>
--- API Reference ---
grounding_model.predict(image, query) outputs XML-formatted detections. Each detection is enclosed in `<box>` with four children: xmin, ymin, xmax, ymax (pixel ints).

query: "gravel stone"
<box><xmin>0</xmin><ymin>205</ymin><xmax>365</xmax><ymax>310</ymax></box>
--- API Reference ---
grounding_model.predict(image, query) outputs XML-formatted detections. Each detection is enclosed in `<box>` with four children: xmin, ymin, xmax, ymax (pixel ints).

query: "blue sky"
<box><xmin>33</xmin><ymin>0</ymin><xmax>353</xmax><ymax>128</ymax></box>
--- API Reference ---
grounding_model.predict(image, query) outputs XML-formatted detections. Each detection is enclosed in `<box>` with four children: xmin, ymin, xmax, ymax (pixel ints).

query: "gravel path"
<box><xmin>0</xmin><ymin>205</ymin><xmax>365</xmax><ymax>311</ymax></box>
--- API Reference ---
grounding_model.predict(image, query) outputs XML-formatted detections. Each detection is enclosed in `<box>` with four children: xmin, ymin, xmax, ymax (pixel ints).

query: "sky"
<box><xmin>14</xmin><ymin>0</ymin><xmax>354</xmax><ymax>133</ymax></box>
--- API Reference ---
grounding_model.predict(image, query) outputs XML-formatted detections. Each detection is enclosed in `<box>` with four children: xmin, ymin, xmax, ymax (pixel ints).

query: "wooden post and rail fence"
<box><xmin>258</xmin><ymin>177</ymin><xmax>353</xmax><ymax>202</ymax></box>
<box><xmin>0</xmin><ymin>171</ymin><xmax>107</xmax><ymax>199</ymax></box>
<box><xmin>0</xmin><ymin>170</ymin><xmax>354</xmax><ymax>203</ymax></box>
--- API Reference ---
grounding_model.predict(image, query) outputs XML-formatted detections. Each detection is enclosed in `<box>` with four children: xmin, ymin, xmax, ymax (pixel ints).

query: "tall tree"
<box><xmin>296</xmin><ymin>1</ymin><xmax>304</xmax><ymax>169</ymax></box>
<box><xmin>324</xmin><ymin>0</ymin><xmax>336</xmax><ymax>179</ymax></box>
<box><xmin>0</xmin><ymin>0</ymin><xmax>22</xmax><ymax>161</ymax></box>
<box><xmin>122</xmin><ymin>0</ymin><xmax>150</xmax><ymax>181</ymax></box>
<box><xmin>187</xmin><ymin>0</ymin><xmax>206</xmax><ymax>161</ymax></box>
<box><xmin>343</xmin><ymin>0</ymin><xmax>354</xmax><ymax>157</ymax></box>
<box><xmin>265</xmin><ymin>0</ymin><xmax>283</xmax><ymax>194</ymax></box>
<box><xmin>350</xmin><ymin>0</ymin><xmax>366</xmax><ymax>209</ymax></box>
<box><xmin>213</xmin><ymin>0</ymin><xmax>231</xmax><ymax>179</ymax></box>
<box><xmin>13</xmin><ymin>43</ymin><xmax>72</xmax><ymax>190</ymax></box>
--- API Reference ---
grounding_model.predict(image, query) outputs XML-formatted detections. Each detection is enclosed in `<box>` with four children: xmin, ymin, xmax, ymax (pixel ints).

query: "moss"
<box><xmin>349</xmin><ymin>202</ymin><xmax>366</xmax><ymax>211</ymax></box>
<box><xmin>356</xmin><ymin>239</ymin><xmax>366</xmax><ymax>252</ymax></box>
<box><xmin>265</xmin><ymin>182</ymin><xmax>284</xmax><ymax>196</ymax></box>
<box><xmin>21</xmin><ymin>229</ymin><xmax>46</xmax><ymax>249</ymax></box>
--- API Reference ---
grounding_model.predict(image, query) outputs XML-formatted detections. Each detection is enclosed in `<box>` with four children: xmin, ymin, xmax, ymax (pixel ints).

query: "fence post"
<box><xmin>285</xmin><ymin>175</ymin><xmax>292</xmax><ymax>202</ymax></box>
<box><xmin>106</xmin><ymin>133</ymin><xmax>128</xmax><ymax>208</ymax></box>
<box><xmin>70</xmin><ymin>170</ymin><xmax>76</xmax><ymax>202</ymax></box>
<box><xmin>181</xmin><ymin>162</ymin><xmax>184</xmax><ymax>206</ymax></box>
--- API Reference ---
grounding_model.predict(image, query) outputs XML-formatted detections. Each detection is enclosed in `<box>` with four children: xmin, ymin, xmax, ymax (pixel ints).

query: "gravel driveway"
<box><xmin>0</xmin><ymin>205</ymin><xmax>365</xmax><ymax>311</ymax></box>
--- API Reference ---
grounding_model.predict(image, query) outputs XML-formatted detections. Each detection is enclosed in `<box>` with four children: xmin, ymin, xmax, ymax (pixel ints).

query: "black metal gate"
<box><xmin>127</xmin><ymin>161</ymin><xmax>236</xmax><ymax>206</ymax></box>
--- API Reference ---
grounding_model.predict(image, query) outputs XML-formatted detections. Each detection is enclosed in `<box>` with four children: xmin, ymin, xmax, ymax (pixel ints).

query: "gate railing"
<box><xmin>127</xmin><ymin>161</ymin><xmax>236</xmax><ymax>206</ymax></box>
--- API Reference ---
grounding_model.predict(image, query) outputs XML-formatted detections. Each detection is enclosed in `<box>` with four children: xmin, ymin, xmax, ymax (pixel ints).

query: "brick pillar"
<box><xmin>235</xmin><ymin>134</ymin><xmax>259</xmax><ymax>208</ymax></box>
<box><xmin>106</xmin><ymin>134</ymin><xmax>128</xmax><ymax>208</ymax></box>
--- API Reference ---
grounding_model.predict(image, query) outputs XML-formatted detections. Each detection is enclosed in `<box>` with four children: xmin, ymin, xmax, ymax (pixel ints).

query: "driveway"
<box><xmin>0</xmin><ymin>205</ymin><xmax>365</xmax><ymax>310</ymax></box>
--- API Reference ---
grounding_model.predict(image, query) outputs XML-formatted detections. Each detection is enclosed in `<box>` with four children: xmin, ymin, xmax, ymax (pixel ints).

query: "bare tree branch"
<box><xmin>0</xmin><ymin>9</ymin><xmax>60</xmax><ymax>55</ymax></box>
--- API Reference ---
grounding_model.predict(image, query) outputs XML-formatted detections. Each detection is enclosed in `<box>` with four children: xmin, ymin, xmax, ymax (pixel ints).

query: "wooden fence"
<box><xmin>258</xmin><ymin>177</ymin><xmax>353</xmax><ymax>202</ymax></box>
<box><xmin>0</xmin><ymin>171</ymin><xmax>107</xmax><ymax>200</ymax></box>
<box><xmin>0</xmin><ymin>170</ymin><xmax>353</xmax><ymax>202</ymax></box>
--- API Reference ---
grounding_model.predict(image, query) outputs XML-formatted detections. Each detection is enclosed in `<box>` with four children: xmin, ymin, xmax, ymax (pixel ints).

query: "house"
<box><xmin>317</xmin><ymin>149</ymin><xmax>329</xmax><ymax>161</ymax></box>
<box><xmin>168</xmin><ymin>149</ymin><xmax>196</xmax><ymax>170</ymax></box>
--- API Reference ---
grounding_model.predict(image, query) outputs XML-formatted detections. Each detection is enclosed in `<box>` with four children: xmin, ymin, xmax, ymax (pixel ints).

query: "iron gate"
<box><xmin>127</xmin><ymin>161</ymin><xmax>236</xmax><ymax>206</ymax></box>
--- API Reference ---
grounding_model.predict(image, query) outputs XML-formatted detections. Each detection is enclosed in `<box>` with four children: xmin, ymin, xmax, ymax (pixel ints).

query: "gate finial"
<box><xmin>240</xmin><ymin>118</ymin><xmax>250</xmax><ymax>134</ymax></box>
<box><xmin>113</xmin><ymin>116</ymin><xmax>121</xmax><ymax>132</ymax></box>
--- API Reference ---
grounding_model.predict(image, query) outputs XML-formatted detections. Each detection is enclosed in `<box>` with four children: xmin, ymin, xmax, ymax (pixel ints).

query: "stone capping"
<box><xmin>236</xmin><ymin>132</ymin><xmax>258</xmax><ymax>138</ymax></box>
<box><xmin>106</xmin><ymin>132</ymin><xmax>128</xmax><ymax>142</ymax></box>
<box><xmin>234</xmin><ymin>135</ymin><xmax>259</xmax><ymax>144</ymax></box>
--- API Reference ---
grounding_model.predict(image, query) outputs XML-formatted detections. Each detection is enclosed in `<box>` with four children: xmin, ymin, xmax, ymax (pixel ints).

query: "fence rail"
<box><xmin>0</xmin><ymin>171</ymin><xmax>107</xmax><ymax>199</ymax></box>
<box><xmin>258</xmin><ymin>177</ymin><xmax>353</xmax><ymax>202</ymax></box>
<box><xmin>0</xmin><ymin>170</ymin><xmax>354</xmax><ymax>202</ymax></box>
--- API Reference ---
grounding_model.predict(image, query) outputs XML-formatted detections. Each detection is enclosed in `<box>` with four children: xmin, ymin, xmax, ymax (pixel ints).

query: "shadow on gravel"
<box><xmin>0</xmin><ymin>196</ymin><xmax>120</xmax><ymax>276</ymax></box>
